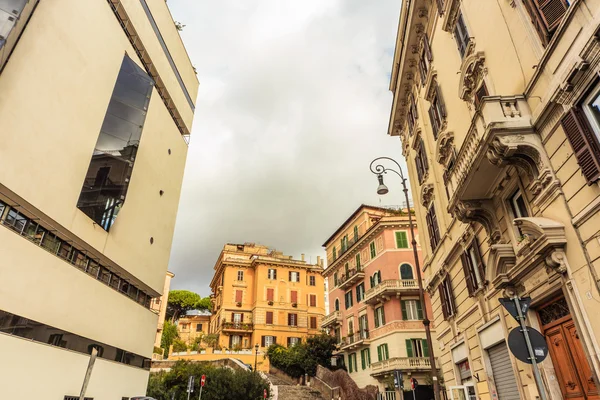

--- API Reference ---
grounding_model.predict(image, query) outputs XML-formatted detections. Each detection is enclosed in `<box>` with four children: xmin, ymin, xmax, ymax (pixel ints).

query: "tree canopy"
<box><xmin>166</xmin><ymin>290</ymin><xmax>211</xmax><ymax>321</ymax></box>
<box><xmin>266</xmin><ymin>333</ymin><xmax>337</xmax><ymax>377</ymax></box>
<box><xmin>147</xmin><ymin>360</ymin><xmax>270</xmax><ymax>400</ymax></box>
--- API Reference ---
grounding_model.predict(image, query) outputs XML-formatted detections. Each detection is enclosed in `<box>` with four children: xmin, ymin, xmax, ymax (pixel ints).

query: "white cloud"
<box><xmin>167</xmin><ymin>0</ymin><xmax>409</xmax><ymax>295</ymax></box>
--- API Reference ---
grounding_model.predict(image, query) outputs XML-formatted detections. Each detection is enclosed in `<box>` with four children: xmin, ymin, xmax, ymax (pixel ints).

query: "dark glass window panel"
<box><xmin>22</xmin><ymin>220</ymin><xmax>39</xmax><ymax>240</ymax></box>
<box><xmin>539</xmin><ymin>298</ymin><xmax>570</xmax><ymax>326</ymax></box>
<box><xmin>57</xmin><ymin>241</ymin><xmax>71</xmax><ymax>260</ymax></box>
<box><xmin>72</xmin><ymin>250</ymin><xmax>87</xmax><ymax>269</ymax></box>
<box><xmin>110</xmin><ymin>275</ymin><xmax>121</xmax><ymax>291</ymax></box>
<box><xmin>6</xmin><ymin>209</ymin><xmax>26</xmax><ymax>233</ymax></box>
<box><xmin>86</xmin><ymin>260</ymin><xmax>100</xmax><ymax>278</ymax></box>
<box><xmin>98</xmin><ymin>267</ymin><xmax>111</xmax><ymax>284</ymax></box>
<box><xmin>41</xmin><ymin>231</ymin><xmax>60</xmax><ymax>253</ymax></box>
<box><xmin>77</xmin><ymin>55</ymin><xmax>153</xmax><ymax>231</ymax></box>
<box><xmin>120</xmin><ymin>281</ymin><xmax>130</xmax><ymax>295</ymax></box>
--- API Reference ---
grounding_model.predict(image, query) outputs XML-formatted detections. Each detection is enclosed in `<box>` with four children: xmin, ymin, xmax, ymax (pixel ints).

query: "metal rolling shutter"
<box><xmin>488</xmin><ymin>343</ymin><xmax>520</xmax><ymax>400</ymax></box>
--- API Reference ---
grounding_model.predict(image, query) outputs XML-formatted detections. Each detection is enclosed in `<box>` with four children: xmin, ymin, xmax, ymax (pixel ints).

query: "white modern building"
<box><xmin>0</xmin><ymin>0</ymin><xmax>198</xmax><ymax>398</ymax></box>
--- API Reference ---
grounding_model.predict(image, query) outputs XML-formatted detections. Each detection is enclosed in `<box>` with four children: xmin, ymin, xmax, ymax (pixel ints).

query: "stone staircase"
<box><xmin>265</xmin><ymin>373</ymin><xmax>325</xmax><ymax>400</ymax></box>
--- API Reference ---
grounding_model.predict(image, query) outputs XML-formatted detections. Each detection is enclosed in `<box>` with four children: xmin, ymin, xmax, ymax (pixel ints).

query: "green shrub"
<box><xmin>266</xmin><ymin>333</ymin><xmax>336</xmax><ymax>377</ymax></box>
<box><xmin>172</xmin><ymin>339</ymin><xmax>188</xmax><ymax>353</ymax></box>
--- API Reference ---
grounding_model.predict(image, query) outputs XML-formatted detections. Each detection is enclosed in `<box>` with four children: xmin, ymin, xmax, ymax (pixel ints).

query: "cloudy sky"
<box><xmin>167</xmin><ymin>0</ymin><xmax>409</xmax><ymax>296</ymax></box>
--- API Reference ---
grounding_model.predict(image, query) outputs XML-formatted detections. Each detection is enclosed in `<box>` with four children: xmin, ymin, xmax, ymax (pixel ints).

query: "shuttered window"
<box><xmin>438</xmin><ymin>276</ymin><xmax>456</xmax><ymax>319</ymax></box>
<box><xmin>415</xmin><ymin>138</ymin><xmax>430</xmax><ymax>185</ymax></box>
<box><xmin>561</xmin><ymin>108</ymin><xmax>600</xmax><ymax>185</ymax></box>
<box><xmin>396</xmin><ymin>231</ymin><xmax>409</xmax><ymax>248</ymax></box>
<box><xmin>488</xmin><ymin>342</ymin><xmax>520</xmax><ymax>400</ymax></box>
<box><xmin>361</xmin><ymin>348</ymin><xmax>371</xmax><ymax>369</ymax></box>
<box><xmin>461</xmin><ymin>239</ymin><xmax>486</xmax><ymax>296</ymax></box>
<box><xmin>429</xmin><ymin>84</ymin><xmax>447</xmax><ymax>139</ymax></box>
<box><xmin>425</xmin><ymin>204</ymin><xmax>441</xmax><ymax>251</ymax></box>
<box><xmin>291</xmin><ymin>291</ymin><xmax>298</xmax><ymax>304</ymax></box>
<box><xmin>454</xmin><ymin>12</ymin><xmax>470</xmax><ymax>58</ymax></box>
<box><xmin>521</xmin><ymin>0</ymin><xmax>569</xmax><ymax>46</ymax></box>
<box><xmin>374</xmin><ymin>306</ymin><xmax>386</xmax><ymax>328</ymax></box>
<box><xmin>401</xmin><ymin>300</ymin><xmax>423</xmax><ymax>320</ymax></box>
<box><xmin>266</xmin><ymin>288</ymin><xmax>274</xmax><ymax>302</ymax></box>
<box><xmin>288</xmin><ymin>313</ymin><xmax>297</xmax><ymax>326</ymax></box>
<box><xmin>345</xmin><ymin>290</ymin><xmax>353</xmax><ymax>309</ymax></box>
<box><xmin>310</xmin><ymin>316</ymin><xmax>317</xmax><ymax>329</ymax></box>
<box><xmin>419</xmin><ymin>34</ymin><xmax>433</xmax><ymax>85</ymax></box>
<box><xmin>377</xmin><ymin>344</ymin><xmax>389</xmax><ymax>361</ymax></box>
<box><xmin>370</xmin><ymin>241</ymin><xmax>377</xmax><ymax>258</ymax></box>
<box><xmin>235</xmin><ymin>290</ymin><xmax>242</xmax><ymax>303</ymax></box>
<box><xmin>266</xmin><ymin>311</ymin><xmax>273</xmax><ymax>324</ymax></box>
<box><xmin>474</xmin><ymin>82</ymin><xmax>489</xmax><ymax>110</ymax></box>
<box><xmin>268</xmin><ymin>269</ymin><xmax>277</xmax><ymax>280</ymax></box>
<box><xmin>408</xmin><ymin>95</ymin><xmax>419</xmax><ymax>134</ymax></box>
<box><xmin>309</xmin><ymin>275</ymin><xmax>316</xmax><ymax>286</ymax></box>
<box><xmin>309</xmin><ymin>294</ymin><xmax>317</xmax><ymax>307</ymax></box>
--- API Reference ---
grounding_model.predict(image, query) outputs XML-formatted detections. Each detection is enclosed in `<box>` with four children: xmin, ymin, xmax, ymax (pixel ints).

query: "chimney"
<box><xmin>301</xmin><ymin>253</ymin><xmax>305</xmax><ymax>261</ymax></box>
<box><xmin>316</xmin><ymin>256</ymin><xmax>321</xmax><ymax>266</ymax></box>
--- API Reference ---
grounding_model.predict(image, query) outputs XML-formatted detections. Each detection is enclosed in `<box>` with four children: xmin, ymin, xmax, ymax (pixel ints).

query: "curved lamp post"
<box><xmin>370</xmin><ymin>157</ymin><xmax>440</xmax><ymax>400</ymax></box>
<box><xmin>254</xmin><ymin>343</ymin><xmax>259</xmax><ymax>372</ymax></box>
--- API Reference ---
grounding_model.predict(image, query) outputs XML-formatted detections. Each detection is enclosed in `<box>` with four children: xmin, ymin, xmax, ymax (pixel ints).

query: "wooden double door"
<box><xmin>540</xmin><ymin>298</ymin><xmax>598</xmax><ymax>400</ymax></box>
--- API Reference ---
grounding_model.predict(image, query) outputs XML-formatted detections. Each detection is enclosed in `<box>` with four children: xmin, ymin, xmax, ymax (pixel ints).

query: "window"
<box><xmin>425</xmin><ymin>204</ymin><xmax>441</xmax><ymax>251</ymax></box>
<box><xmin>353</xmin><ymin>225</ymin><xmax>359</xmax><ymax>241</ymax></box>
<box><xmin>461</xmin><ymin>239</ymin><xmax>486</xmax><ymax>295</ymax></box>
<box><xmin>356</xmin><ymin>283</ymin><xmax>365</xmax><ymax>302</ymax></box>
<box><xmin>334</xmin><ymin>299</ymin><xmax>340</xmax><ymax>312</ymax></box>
<box><xmin>233</xmin><ymin>313</ymin><xmax>242</xmax><ymax>323</ymax></box>
<box><xmin>400</xmin><ymin>264</ymin><xmax>414</xmax><ymax>280</ymax></box>
<box><xmin>333</xmin><ymin>272</ymin><xmax>339</xmax><ymax>287</ymax></box>
<box><xmin>348</xmin><ymin>353</ymin><xmax>358</xmax><ymax>373</ymax></box>
<box><xmin>561</xmin><ymin>107</ymin><xmax>600</xmax><ymax>184</ymax></box>
<box><xmin>267</xmin><ymin>288</ymin><xmax>274</xmax><ymax>302</ymax></box>
<box><xmin>406</xmin><ymin>339</ymin><xmax>429</xmax><ymax>358</ymax></box>
<box><xmin>49</xmin><ymin>334</ymin><xmax>66</xmax><ymax>348</ymax></box>
<box><xmin>377</xmin><ymin>344</ymin><xmax>390</xmax><ymax>361</ymax></box>
<box><xmin>236</xmin><ymin>270</ymin><xmax>244</xmax><ymax>281</ymax></box>
<box><xmin>439</xmin><ymin>276</ymin><xmax>456</xmax><ymax>319</ymax></box>
<box><xmin>457</xmin><ymin>359</ymin><xmax>472</xmax><ymax>383</ymax></box>
<box><xmin>344</xmin><ymin>262</ymin><xmax>349</xmax><ymax>276</ymax></box>
<box><xmin>402</xmin><ymin>300</ymin><xmax>423</xmax><ymax>320</ymax></box>
<box><xmin>310</xmin><ymin>316</ymin><xmax>317</xmax><ymax>329</ymax></box>
<box><xmin>76</xmin><ymin>55</ymin><xmax>154</xmax><ymax>231</ymax></box>
<box><xmin>474</xmin><ymin>82</ymin><xmax>489</xmax><ymax>109</ymax></box>
<box><xmin>355</xmin><ymin>253</ymin><xmax>361</xmax><ymax>270</ymax></box>
<box><xmin>235</xmin><ymin>290</ymin><xmax>242</xmax><ymax>303</ymax></box>
<box><xmin>510</xmin><ymin>189</ymin><xmax>529</xmax><ymax>218</ymax></box>
<box><xmin>268</xmin><ymin>269</ymin><xmax>277</xmax><ymax>280</ymax></box>
<box><xmin>288</xmin><ymin>313</ymin><xmax>297</xmax><ymax>326</ymax></box>
<box><xmin>333</xmin><ymin>246</ymin><xmax>337</xmax><ymax>260</ymax></box>
<box><xmin>309</xmin><ymin>275</ymin><xmax>316</xmax><ymax>286</ymax></box>
<box><xmin>310</xmin><ymin>294</ymin><xmax>317</xmax><ymax>307</ymax></box>
<box><xmin>408</xmin><ymin>95</ymin><xmax>419</xmax><ymax>134</ymax></box>
<box><xmin>361</xmin><ymin>348</ymin><xmax>371</xmax><ymax>370</ymax></box>
<box><xmin>266</xmin><ymin>311</ymin><xmax>273</xmax><ymax>324</ymax></box>
<box><xmin>419</xmin><ymin>34</ymin><xmax>433</xmax><ymax>85</ymax></box>
<box><xmin>374</xmin><ymin>306</ymin><xmax>386</xmax><ymax>328</ymax></box>
<box><xmin>454</xmin><ymin>12</ymin><xmax>470</xmax><ymax>58</ymax></box>
<box><xmin>65</xmin><ymin>397</ymin><xmax>93</xmax><ymax>400</ymax></box>
<box><xmin>288</xmin><ymin>337</ymin><xmax>300</xmax><ymax>347</ymax></box>
<box><xmin>262</xmin><ymin>335</ymin><xmax>276</xmax><ymax>347</ymax></box>
<box><xmin>369</xmin><ymin>241</ymin><xmax>377</xmax><ymax>258</ymax></box>
<box><xmin>358</xmin><ymin>314</ymin><xmax>369</xmax><ymax>336</ymax></box>
<box><xmin>428</xmin><ymin>84</ymin><xmax>447</xmax><ymax>139</ymax></box>
<box><xmin>395</xmin><ymin>231</ymin><xmax>409</xmax><ymax>248</ymax></box>
<box><xmin>289</xmin><ymin>271</ymin><xmax>300</xmax><ymax>282</ymax></box>
<box><xmin>521</xmin><ymin>0</ymin><xmax>570</xmax><ymax>46</ymax></box>
<box><xmin>345</xmin><ymin>290</ymin><xmax>353</xmax><ymax>309</ymax></box>
<box><xmin>291</xmin><ymin>291</ymin><xmax>298</xmax><ymax>304</ymax></box>
<box><xmin>415</xmin><ymin>139</ymin><xmax>429</xmax><ymax>186</ymax></box>
<box><xmin>370</xmin><ymin>271</ymin><xmax>382</xmax><ymax>288</ymax></box>
<box><xmin>341</xmin><ymin>235</ymin><xmax>349</xmax><ymax>252</ymax></box>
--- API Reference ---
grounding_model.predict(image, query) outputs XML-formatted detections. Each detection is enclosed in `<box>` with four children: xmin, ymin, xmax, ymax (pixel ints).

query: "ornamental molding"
<box><xmin>417</xmin><ymin>7</ymin><xmax>428</xmax><ymax>19</ymax></box>
<box><xmin>436</xmin><ymin>131</ymin><xmax>455</xmax><ymax>165</ymax></box>
<box><xmin>412</xmin><ymin>128</ymin><xmax>423</xmax><ymax>150</ymax></box>
<box><xmin>487</xmin><ymin>244</ymin><xmax>517</xmax><ymax>289</ymax></box>
<box><xmin>424</xmin><ymin>71</ymin><xmax>438</xmax><ymax>102</ymax></box>
<box><xmin>442</xmin><ymin>0</ymin><xmax>461</xmax><ymax>32</ymax></box>
<box><xmin>420</xmin><ymin>184</ymin><xmax>435</xmax><ymax>207</ymax></box>
<box><xmin>459</xmin><ymin>51</ymin><xmax>486</xmax><ymax>102</ymax></box>
<box><xmin>452</xmin><ymin>199</ymin><xmax>502</xmax><ymax>245</ymax></box>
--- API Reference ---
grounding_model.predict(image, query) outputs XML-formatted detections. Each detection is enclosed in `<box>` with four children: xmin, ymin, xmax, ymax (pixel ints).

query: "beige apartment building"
<box><xmin>0</xmin><ymin>0</ymin><xmax>198</xmax><ymax>398</ymax></box>
<box><xmin>209</xmin><ymin>243</ymin><xmax>326</xmax><ymax>351</ymax></box>
<box><xmin>321</xmin><ymin>205</ymin><xmax>438</xmax><ymax>396</ymax></box>
<box><xmin>387</xmin><ymin>1</ymin><xmax>600</xmax><ymax>400</ymax></box>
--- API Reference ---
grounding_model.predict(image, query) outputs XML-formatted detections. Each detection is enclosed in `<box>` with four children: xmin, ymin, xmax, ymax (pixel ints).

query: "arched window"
<box><xmin>335</xmin><ymin>299</ymin><xmax>340</xmax><ymax>311</ymax></box>
<box><xmin>400</xmin><ymin>264</ymin><xmax>414</xmax><ymax>280</ymax></box>
<box><xmin>371</xmin><ymin>271</ymin><xmax>382</xmax><ymax>288</ymax></box>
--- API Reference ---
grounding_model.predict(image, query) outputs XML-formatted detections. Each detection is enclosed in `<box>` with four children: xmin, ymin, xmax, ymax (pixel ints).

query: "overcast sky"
<box><xmin>167</xmin><ymin>0</ymin><xmax>409</xmax><ymax>296</ymax></box>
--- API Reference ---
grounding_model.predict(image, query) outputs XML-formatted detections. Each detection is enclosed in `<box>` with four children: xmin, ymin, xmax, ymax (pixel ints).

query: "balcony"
<box><xmin>340</xmin><ymin>330</ymin><xmax>370</xmax><ymax>350</ymax></box>
<box><xmin>321</xmin><ymin>311</ymin><xmax>342</xmax><ymax>329</ymax></box>
<box><xmin>364</xmin><ymin>279</ymin><xmax>419</xmax><ymax>305</ymax></box>
<box><xmin>221</xmin><ymin>321</ymin><xmax>253</xmax><ymax>334</ymax></box>
<box><xmin>327</xmin><ymin>235</ymin><xmax>361</xmax><ymax>265</ymax></box>
<box><xmin>371</xmin><ymin>357</ymin><xmax>439</xmax><ymax>376</ymax></box>
<box><xmin>338</xmin><ymin>268</ymin><xmax>365</xmax><ymax>290</ymax></box>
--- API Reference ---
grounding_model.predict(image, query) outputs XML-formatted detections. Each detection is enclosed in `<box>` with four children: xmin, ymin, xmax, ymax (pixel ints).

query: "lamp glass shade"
<box><xmin>377</xmin><ymin>174</ymin><xmax>389</xmax><ymax>195</ymax></box>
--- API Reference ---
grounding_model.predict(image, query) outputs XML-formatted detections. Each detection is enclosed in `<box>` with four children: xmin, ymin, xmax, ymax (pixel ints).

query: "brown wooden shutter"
<box><xmin>461</xmin><ymin>252</ymin><xmax>475</xmax><ymax>296</ymax></box>
<box><xmin>261</xmin><ymin>336</ymin><xmax>266</xmax><ymax>346</ymax></box>
<box><xmin>438</xmin><ymin>284</ymin><xmax>449</xmax><ymax>319</ymax></box>
<box><xmin>425</xmin><ymin>208</ymin><xmax>435</xmax><ymax>251</ymax></box>
<box><xmin>291</xmin><ymin>291</ymin><xmax>298</xmax><ymax>303</ymax></box>
<box><xmin>428</xmin><ymin>106</ymin><xmax>439</xmax><ymax>138</ymax></box>
<box><xmin>472</xmin><ymin>238</ymin><xmax>486</xmax><ymax>282</ymax></box>
<box><xmin>425</xmin><ymin>34</ymin><xmax>433</xmax><ymax>62</ymax></box>
<box><xmin>241</xmin><ymin>313</ymin><xmax>244</xmax><ymax>322</ymax></box>
<box><xmin>310</xmin><ymin>295</ymin><xmax>316</xmax><ymax>307</ymax></box>
<box><xmin>436</xmin><ymin>84</ymin><xmax>447</xmax><ymax>118</ymax></box>
<box><xmin>416</xmin><ymin>153</ymin><xmax>424</xmax><ymax>184</ymax></box>
<box><xmin>266</xmin><ymin>311</ymin><xmax>273</xmax><ymax>324</ymax></box>
<box><xmin>534</xmin><ymin>0</ymin><xmax>568</xmax><ymax>32</ymax></box>
<box><xmin>420</xmin><ymin>140</ymin><xmax>429</xmax><ymax>174</ymax></box>
<box><xmin>561</xmin><ymin>108</ymin><xmax>600</xmax><ymax>185</ymax></box>
<box><xmin>430</xmin><ymin>205</ymin><xmax>440</xmax><ymax>248</ymax></box>
<box><xmin>447</xmin><ymin>277</ymin><xmax>456</xmax><ymax>315</ymax></box>
<box><xmin>267</xmin><ymin>288</ymin><xmax>274</xmax><ymax>301</ymax></box>
<box><xmin>235</xmin><ymin>290</ymin><xmax>242</xmax><ymax>303</ymax></box>
<box><xmin>231</xmin><ymin>312</ymin><xmax>234</xmax><ymax>322</ymax></box>
<box><xmin>310</xmin><ymin>316</ymin><xmax>317</xmax><ymax>329</ymax></box>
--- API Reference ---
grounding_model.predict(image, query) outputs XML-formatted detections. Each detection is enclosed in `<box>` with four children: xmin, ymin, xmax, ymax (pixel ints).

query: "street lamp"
<box><xmin>369</xmin><ymin>157</ymin><xmax>441</xmax><ymax>400</ymax></box>
<box><xmin>254</xmin><ymin>343</ymin><xmax>259</xmax><ymax>372</ymax></box>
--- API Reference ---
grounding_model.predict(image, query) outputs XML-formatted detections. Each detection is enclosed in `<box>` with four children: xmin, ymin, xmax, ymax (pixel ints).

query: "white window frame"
<box><xmin>237</xmin><ymin>270</ymin><xmax>244</xmax><ymax>281</ymax></box>
<box><xmin>411</xmin><ymin>339</ymin><xmax>425</xmax><ymax>357</ymax></box>
<box><xmin>265</xmin><ymin>336</ymin><xmax>274</xmax><ymax>347</ymax></box>
<box><xmin>405</xmin><ymin>300</ymin><xmax>419</xmax><ymax>320</ymax></box>
<box><xmin>290</xmin><ymin>271</ymin><xmax>299</xmax><ymax>282</ymax></box>
<box><xmin>231</xmin><ymin>335</ymin><xmax>241</xmax><ymax>346</ymax></box>
<box><xmin>268</xmin><ymin>269</ymin><xmax>276</xmax><ymax>280</ymax></box>
<box><xmin>449</xmin><ymin>385</ymin><xmax>477</xmax><ymax>400</ymax></box>
<box><xmin>582</xmin><ymin>77</ymin><xmax>600</xmax><ymax>142</ymax></box>
<box><xmin>233</xmin><ymin>313</ymin><xmax>242</xmax><ymax>323</ymax></box>
<box><xmin>468</xmin><ymin>246</ymin><xmax>484</xmax><ymax>287</ymax></box>
<box><xmin>510</xmin><ymin>189</ymin><xmax>529</xmax><ymax>218</ymax></box>
<box><xmin>289</xmin><ymin>337</ymin><xmax>300</xmax><ymax>346</ymax></box>
<box><xmin>375</xmin><ymin>306</ymin><xmax>385</xmax><ymax>326</ymax></box>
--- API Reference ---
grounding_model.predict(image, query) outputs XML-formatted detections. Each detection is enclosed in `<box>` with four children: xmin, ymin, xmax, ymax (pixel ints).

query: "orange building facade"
<box><xmin>321</xmin><ymin>205</ymin><xmax>438</xmax><ymax>393</ymax></box>
<box><xmin>209</xmin><ymin>243</ymin><xmax>326</xmax><ymax>351</ymax></box>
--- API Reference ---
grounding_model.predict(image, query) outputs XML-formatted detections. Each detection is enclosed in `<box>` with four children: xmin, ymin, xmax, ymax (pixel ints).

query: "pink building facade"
<box><xmin>321</xmin><ymin>205</ymin><xmax>437</xmax><ymax>392</ymax></box>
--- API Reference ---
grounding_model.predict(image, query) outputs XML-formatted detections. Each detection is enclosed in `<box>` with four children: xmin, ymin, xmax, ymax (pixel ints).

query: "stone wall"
<box><xmin>315</xmin><ymin>366</ymin><xmax>378</xmax><ymax>400</ymax></box>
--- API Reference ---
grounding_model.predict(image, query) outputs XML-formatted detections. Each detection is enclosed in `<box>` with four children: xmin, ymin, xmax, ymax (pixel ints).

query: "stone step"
<box><xmin>276</xmin><ymin>385</ymin><xmax>325</xmax><ymax>400</ymax></box>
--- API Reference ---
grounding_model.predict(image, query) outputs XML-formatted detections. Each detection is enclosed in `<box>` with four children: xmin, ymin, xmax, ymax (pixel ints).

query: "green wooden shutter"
<box><xmin>361</xmin><ymin>350</ymin><xmax>366</xmax><ymax>369</ymax></box>
<box><xmin>370</xmin><ymin>242</ymin><xmax>376</xmax><ymax>258</ymax></box>
<box><xmin>374</xmin><ymin>309</ymin><xmax>380</xmax><ymax>328</ymax></box>
<box><xmin>381</xmin><ymin>307</ymin><xmax>386</xmax><ymax>325</ymax></box>
<box><xmin>370</xmin><ymin>275</ymin><xmax>375</xmax><ymax>288</ymax></box>
<box><xmin>377</xmin><ymin>345</ymin><xmax>382</xmax><ymax>361</ymax></box>
<box><xmin>395</xmin><ymin>231</ymin><xmax>409</xmax><ymax>248</ymax></box>
<box><xmin>401</xmin><ymin>301</ymin><xmax>408</xmax><ymax>320</ymax></box>
<box><xmin>384</xmin><ymin>344</ymin><xmax>389</xmax><ymax>359</ymax></box>
<box><xmin>422</xmin><ymin>339</ymin><xmax>429</xmax><ymax>357</ymax></box>
<box><xmin>348</xmin><ymin>355</ymin><xmax>352</xmax><ymax>373</ymax></box>
<box><xmin>417</xmin><ymin>300</ymin><xmax>423</xmax><ymax>320</ymax></box>
<box><xmin>366</xmin><ymin>348</ymin><xmax>371</xmax><ymax>366</ymax></box>
<box><xmin>406</xmin><ymin>339</ymin><xmax>413</xmax><ymax>357</ymax></box>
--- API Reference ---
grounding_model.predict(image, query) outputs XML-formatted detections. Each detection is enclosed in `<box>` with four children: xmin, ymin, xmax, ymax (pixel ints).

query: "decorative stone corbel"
<box><xmin>453</xmin><ymin>200</ymin><xmax>502</xmax><ymax>244</ymax></box>
<box><xmin>421</xmin><ymin>184</ymin><xmax>435</xmax><ymax>208</ymax></box>
<box><xmin>459</xmin><ymin>51</ymin><xmax>486</xmax><ymax>102</ymax></box>
<box><xmin>545</xmin><ymin>250</ymin><xmax>568</xmax><ymax>275</ymax></box>
<box><xmin>417</xmin><ymin>7</ymin><xmax>428</xmax><ymax>19</ymax></box>
<box><xmin>436</xmin><ymin>131</ymin><xmax>455</xmax><ymax>165</ymax></box>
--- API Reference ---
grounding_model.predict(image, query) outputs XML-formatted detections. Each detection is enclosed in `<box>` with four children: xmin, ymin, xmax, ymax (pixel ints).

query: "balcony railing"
<box><xmin>221</xmin><ymin>321</ymin><xmax>253</xmax><ymax>331</ymax></box>
<box><xmin>340</xmin><ymin>330</ymin><xmax>370</xmax><ymax>350</ymax></box>
<box><xmin>338</xmin><ymin>268</ymin><xmax>365</xmax><ymax>290</ymax></box>
<box><xmin>364</xmin><ymin>279</ymin><xmax>419</xmax><ymax>304</ymax></box>
<box><xmin>371</xmin><ymin>357</ymin><xmax>437</xmax><ymax>375</ymax></box>
<box><xmin>321</xmin><ymin>311</ymin><xmax>342</xmax><ymax>328</ymax></box>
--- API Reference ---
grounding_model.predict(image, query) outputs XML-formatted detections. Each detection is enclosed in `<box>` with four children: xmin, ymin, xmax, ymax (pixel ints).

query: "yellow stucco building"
<box><xmin>387</xmin><ymin>1</ymin><xmax>600</xmax><ymax>400</ymax></box>
<box><xmin>0</xmin><ymin>0</ymin><xmax>198</xmax><ymax>398</ymax></box>
<box><xmin>177</xmin><ymin>309</ymin><xmax>212</xmax><ymax>346</ymax></box>
<box><xmin>209</xmin><ymin>243</ymin><xmax>326</xmax><ymax>351</ymax></box>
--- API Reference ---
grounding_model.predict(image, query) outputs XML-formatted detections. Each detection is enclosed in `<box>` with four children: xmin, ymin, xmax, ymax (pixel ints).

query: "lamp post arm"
<box><xmin>369</xmin><ymin>157</ymin><xmax>405</xmax><ymax>180</ymax></box>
